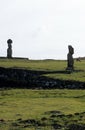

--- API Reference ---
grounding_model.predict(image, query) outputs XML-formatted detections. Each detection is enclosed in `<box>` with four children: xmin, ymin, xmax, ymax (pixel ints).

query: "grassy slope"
<box><xmin>0</xmin><ymin>59</ymin><xmax>85</xmax><ymax>129</ymax></box>
<box><xmin>0</xmin><ymin>59</ymin><xmax>85</xmax><ymax>82</ymax></box>
<box><xmin>1</xmin><ymin>89</ymin><xmax>85</xmax><ymax>130</ymax></box>
<box><xmin>0</xmin><ymin>59</ymin><xmax>66</xmax><ymax>70</ymax></box>
<box><xmin>0</xmin><ymin>89</ymin><xmax>85</xmax><ymax>120</ymax></box>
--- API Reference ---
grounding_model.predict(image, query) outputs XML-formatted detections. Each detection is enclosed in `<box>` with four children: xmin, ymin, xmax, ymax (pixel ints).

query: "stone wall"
<box><xmin>0</xmin><ymin>67</ymin><xmax>85</xmax><ymax>89</ymax></box>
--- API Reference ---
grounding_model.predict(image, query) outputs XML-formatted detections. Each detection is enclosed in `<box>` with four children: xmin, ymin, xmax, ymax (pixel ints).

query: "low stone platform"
<box><xmin>0</xmin><ymin>57</ymin><xmax>29</xmax><ymax>60</ymax></box>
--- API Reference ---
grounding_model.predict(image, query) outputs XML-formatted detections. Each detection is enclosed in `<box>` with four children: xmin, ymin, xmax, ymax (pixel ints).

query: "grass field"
<box><xmin>0</xmin><ymin>59</ymin><xmax>85</xmax><ymax>129</ymax></box>
<box><xmin>1</xmin><ymin>89</ymin><xmax>85</xmax><ymax>130</ymax></box>
<box><xmin>0</xmin><ymin>59</ymin><xmax>66</xmax><ymax>70</ymax></box>
<box><xmin>0</xmin><ymin>59</ymin><xmax>85</xmax><ymax>82</ymax></box>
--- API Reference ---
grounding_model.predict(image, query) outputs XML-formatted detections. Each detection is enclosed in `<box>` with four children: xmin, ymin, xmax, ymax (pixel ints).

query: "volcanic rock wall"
<box><xmin>0</xmin><ymin>67</ymin><xmax>85</xmax><ymax>89</ymax></box>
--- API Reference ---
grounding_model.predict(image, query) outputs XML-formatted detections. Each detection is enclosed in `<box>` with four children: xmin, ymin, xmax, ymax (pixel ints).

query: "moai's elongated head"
<box><xmin>7</xmin><ymin>39</ymin><xmax>13</xmax><ymax>58</ymax></box>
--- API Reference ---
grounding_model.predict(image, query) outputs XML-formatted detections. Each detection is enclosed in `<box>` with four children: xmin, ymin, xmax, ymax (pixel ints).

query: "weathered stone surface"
<box><xmin>67</xmin><ymin>45</ymin><xmax>74</xmax><ymax>70</ymax></box>
<box><xmin>7</xmin><ymin>39</ymin><xmax>12</xmax><ymax>58</ymax></box>
<box><xmin>0</xmin><ymin>67</ymin><xmax>85</xmax><ymax>89</ymax></box>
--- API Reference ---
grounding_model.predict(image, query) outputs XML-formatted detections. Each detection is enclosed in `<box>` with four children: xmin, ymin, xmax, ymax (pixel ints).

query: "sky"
<box><xmin>0</xmin><ymin>0</ymin><xmax>84</xmax><ymax>59</ymax></box>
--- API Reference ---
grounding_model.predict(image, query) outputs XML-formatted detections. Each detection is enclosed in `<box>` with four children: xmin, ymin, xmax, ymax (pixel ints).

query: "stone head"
<box><xmin>7</xmin><ymin>39</ymin><xmax>12</xmax><ymax>48</ymax></box>
<box><xmin>68</xmin><ymin>45</ymin><xmax>74</xmax><ymax>55</ymax></box>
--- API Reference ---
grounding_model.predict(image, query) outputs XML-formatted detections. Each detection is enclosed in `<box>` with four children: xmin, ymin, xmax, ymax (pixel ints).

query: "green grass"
<box><xmin>0</xmin><ymin>59</ymin><xmax>66</xmax><ymax>71</ymax></box>
<box><xmin>0</xmin><ymin>59</ymin><xmax>85</xmax><ymax>129</ymax></box>
<box><xmin>44</xmin><ymin>60</ymin><xmax>85</xmax><ymax>82</ymax></box>
<box><xmin>1</xmin><ymin>89</ymin><xmax>85</xmax><ymax>119</ymax></box>
<box><xmin>0</xmin><ymin>59</ymin><xmax>85</xmax><ymax>82</ymax></box>
<box><xmin>45</xmin><ymin>71</ymin><xmax>85</xmax><ymax>82</ymax></box>
<box><xmin>1</xmin><ymin>89</ymin><xmax>85</xmax><ymax>129</ymax></box>
<box><xmin>0</xmin><ymin>58</ymin><xmax>85</xmax><ymax>71</ymax></box>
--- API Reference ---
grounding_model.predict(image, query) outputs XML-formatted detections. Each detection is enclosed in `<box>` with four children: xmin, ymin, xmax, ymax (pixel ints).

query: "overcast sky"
<box><xmin>0</xmin><ymin>0</ymin><xmax>84</xmax><ymax>59</ymax></box>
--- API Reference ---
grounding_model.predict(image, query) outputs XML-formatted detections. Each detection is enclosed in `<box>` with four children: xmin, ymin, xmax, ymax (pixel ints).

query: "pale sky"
<box><xmin>0</xmin><ymin>0</ymin><xmax>84</xmax><ymax>59</ymax></box>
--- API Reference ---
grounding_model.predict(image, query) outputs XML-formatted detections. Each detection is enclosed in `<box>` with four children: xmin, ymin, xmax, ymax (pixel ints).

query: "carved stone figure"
<box><xmin>66</xmin><ymin>45</ymin><xmax>74</xmax><ymax>70</ymax></box>
<box><xmin>7</xmin><ymin>39</ymin><xmax>12</xmax><ymax>58</ymax></box>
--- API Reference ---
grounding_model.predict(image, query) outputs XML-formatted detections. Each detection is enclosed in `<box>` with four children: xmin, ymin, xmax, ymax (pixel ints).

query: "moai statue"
<box><xmin>7</xmin><ymin>39</ymin><xmax>13</xmax><ymax>58</ymax></box>
<box><xmin>66</xmin><ymin>45</ymin><xmax>74</xmax><ymax>70</ymax></box>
